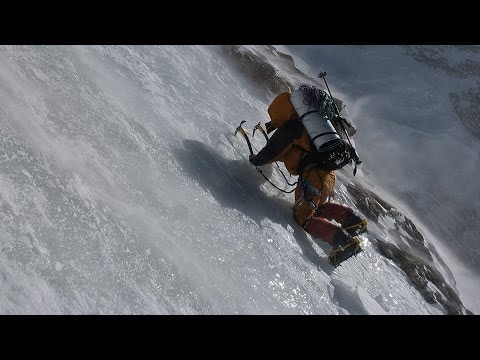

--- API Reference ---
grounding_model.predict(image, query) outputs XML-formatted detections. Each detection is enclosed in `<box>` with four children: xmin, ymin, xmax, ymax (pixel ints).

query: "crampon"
<box><xmin>328</xmin><ymin>236</ymin><xmax>362</xmax><ymax>267</ymax></box>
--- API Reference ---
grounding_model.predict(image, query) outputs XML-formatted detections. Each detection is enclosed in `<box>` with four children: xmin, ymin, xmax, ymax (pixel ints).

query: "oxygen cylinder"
<box><xmin>289</xmin><ymin>88</ymin><xmax>341</xmax><ymax>153</ymax></box>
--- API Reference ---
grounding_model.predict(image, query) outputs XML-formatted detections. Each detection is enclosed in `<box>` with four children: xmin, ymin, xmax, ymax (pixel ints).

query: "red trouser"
<box><xmin>303</xmin><ymin>202</ymin><xmax>358</xmax><ymax>245</ymax></box>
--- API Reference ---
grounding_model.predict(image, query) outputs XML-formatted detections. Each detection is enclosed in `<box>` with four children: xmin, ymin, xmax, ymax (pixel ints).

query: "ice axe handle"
<box><xmin>235</xmin><ymin>121</ymin><xmax>254</xmax><ymax>155</ymax></box>
<box><xmin>253</xmin><ymin>122</ymin><xmax>269</xmax><ymax>142</ymax></box>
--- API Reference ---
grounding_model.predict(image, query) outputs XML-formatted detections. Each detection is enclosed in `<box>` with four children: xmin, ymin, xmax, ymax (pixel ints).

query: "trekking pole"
<box><xmin>318</xmin><ymin>72</ymin><xmax>363</xmax><ymax>174</ymax></box>
<box><xmin>318</xmin><ymin>71</ymin><xmax>342</xmax><ymax>117</ymax></box>
<box><xmin>318</xmin><ymin>72</ymin><xmax>353</xmax><ymax>130</ymax></box>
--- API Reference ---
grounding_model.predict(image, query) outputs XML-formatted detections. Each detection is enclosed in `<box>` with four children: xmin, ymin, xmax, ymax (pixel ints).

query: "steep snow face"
<box><xmin>0</xmin><ymin>45</ymin><xmax>448</xmax><ymax>314</ymax></box>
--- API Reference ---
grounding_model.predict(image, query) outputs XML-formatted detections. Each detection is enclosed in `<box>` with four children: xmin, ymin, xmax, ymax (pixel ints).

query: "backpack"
<box><xmin>266</xmin><ymin>85</ymin><xmax>361</xmax><ymax>173</ymax></box>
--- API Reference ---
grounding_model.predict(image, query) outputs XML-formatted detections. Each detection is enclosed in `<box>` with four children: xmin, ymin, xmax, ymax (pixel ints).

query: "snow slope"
<box><xmin>0</xmin><ymin>45</ymin><xmax>471</xmax><ymax>314</ymax></box>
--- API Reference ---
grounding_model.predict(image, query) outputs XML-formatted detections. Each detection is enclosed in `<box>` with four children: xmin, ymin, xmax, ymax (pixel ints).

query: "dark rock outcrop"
<box><xmin>221</xmin><ymin>45</ymin><xmax>294</xmax><ymax>95</ymax></box>
<box><xmin>346</xmin><ymin>182</ymin><xmax>431</xmax><ymax>261</ymax></box>
<box><xmin>346</xmin><ymin>182</ymin><xmax>472</xmax><ymax>315</ymax></box>
<box><xmin>220</xmin><ymin>45</ymin><xmax>345</xmax><ymax>111</ymax></box>
<box><xmin>374</xmin><ymin>239</ymin><xmax>471</xmax><ymax>315</ymax></box>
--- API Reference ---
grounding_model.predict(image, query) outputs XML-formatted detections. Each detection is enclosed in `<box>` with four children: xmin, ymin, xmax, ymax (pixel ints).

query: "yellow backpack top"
<box><xmin>265</xmin><ymin>92</ymin><xmax>297</xmax><ymax>133</ymax></box>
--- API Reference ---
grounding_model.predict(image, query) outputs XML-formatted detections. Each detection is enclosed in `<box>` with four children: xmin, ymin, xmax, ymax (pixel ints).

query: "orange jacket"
<box><xmin>250</xmin><ymin>92</ymin><xmax>336</xmax><ymax>226</ymax></box>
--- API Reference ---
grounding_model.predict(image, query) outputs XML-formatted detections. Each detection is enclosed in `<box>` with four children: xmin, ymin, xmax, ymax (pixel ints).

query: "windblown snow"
<box><xmin>0</xmin><ymin>45</ymin><xmax>477</xmax><ymax>314</ymax></box>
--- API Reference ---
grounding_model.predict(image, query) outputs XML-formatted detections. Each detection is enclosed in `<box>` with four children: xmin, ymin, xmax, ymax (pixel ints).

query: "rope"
<box><xmin>273</xmin><ymin>161</ymin><xmax>297</xmax><ymax>186</ymax></box>
<box><xmin>298</xmin><ymin>85</ymin><xmax>336</xmax><ymax>120</ymax></box>
<box><xmin>248</xmin><ymin>132</ymin><xmax>298</xmax><ymax>191</ymax></box>
<box><xmin>255</xmin><ymin>166</ymin><xmax>297</xmax><ymax>194</ymax></box>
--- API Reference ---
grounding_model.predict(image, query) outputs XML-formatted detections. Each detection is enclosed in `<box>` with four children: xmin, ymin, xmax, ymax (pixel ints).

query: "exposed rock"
<box><xmin>346</xmin><ymin>181</ymin><xmax>472</xmax><ymax>314</ymax></box>
<box><xmin>221</xmin><ymin>45</ymin><xmax>294</xmax><ymax>95</ymax></box>
<box><xmin>346</xmin><ymin>183</ymin><xmax>429</xmax><ymax>259</ymax></box>
<box><xmin>375</xmin><ymin>239</ymin><xmax>471</xmax><ymax>315</ymax></box>
<box><xmin>220</xmin><ymin>45</ymin><xmax>345</xmax><ymax>110</ymax></box>
<box><xmin>344</xmin><ymin>182</ymin><xmax>393</xmax><ymax>223</ymax></box>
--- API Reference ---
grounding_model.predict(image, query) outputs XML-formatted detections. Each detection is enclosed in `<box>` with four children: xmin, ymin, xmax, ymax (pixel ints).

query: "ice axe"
<box><xmin>234</xmin><ymin>120</ymin><xmax>254</xmax><ymax>155</ymax></box>
<box><xmin>252</xmin><ymin>122</ymin><xmax>269</xmax><ymax>142</ymax></box>
<box><xmin>236</xmin><ymin>121</ymin><xmax>298</xmax><ymax>193</ymax></box>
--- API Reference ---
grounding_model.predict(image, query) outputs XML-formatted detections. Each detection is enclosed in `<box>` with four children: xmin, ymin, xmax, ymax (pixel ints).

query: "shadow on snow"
<box><xmin>172</xmin><ymin>139</ymin><xmax>334</xmax><ymax>273</ymax></box>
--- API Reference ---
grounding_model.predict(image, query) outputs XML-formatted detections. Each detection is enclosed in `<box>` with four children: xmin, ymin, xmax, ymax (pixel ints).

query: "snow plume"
<box><xmin>0</xmin><ymin>45</ymin><xmax>475</xmax><ymax>314</ymax></box>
